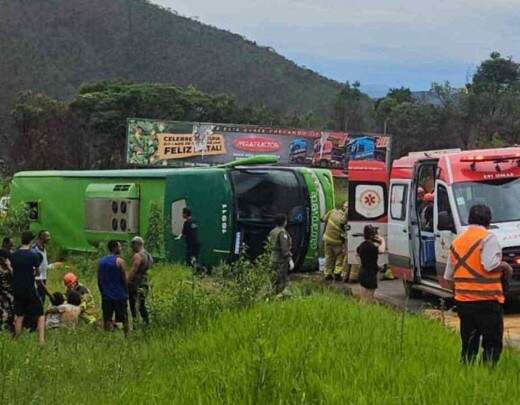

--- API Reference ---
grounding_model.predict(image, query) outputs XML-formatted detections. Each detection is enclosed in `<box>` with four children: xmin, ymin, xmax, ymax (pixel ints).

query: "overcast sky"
<box><xmin>153</xmin><ymin>0</ymin><xmax>520</xmax><ymax>95</ymax></box>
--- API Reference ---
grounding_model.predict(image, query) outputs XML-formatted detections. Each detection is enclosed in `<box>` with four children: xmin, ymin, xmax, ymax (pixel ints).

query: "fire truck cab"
<box><xmin>389</xmin><ymin>147</ymin><xmax>520</xmax><ymax>299</ymax></box>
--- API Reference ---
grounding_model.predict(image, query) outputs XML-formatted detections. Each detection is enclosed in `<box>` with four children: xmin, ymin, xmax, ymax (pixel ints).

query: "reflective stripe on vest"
<box><xmin>450</xmin><ymin>227</ymin><xmax>504</xmax><ymax>304</ymax></box>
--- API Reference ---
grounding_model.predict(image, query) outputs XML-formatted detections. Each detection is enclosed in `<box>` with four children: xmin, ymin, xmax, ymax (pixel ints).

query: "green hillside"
<box><xmin>0</xmin><ymin>0</ymin><xmax>342</xmax><ymax>128</ymax></box>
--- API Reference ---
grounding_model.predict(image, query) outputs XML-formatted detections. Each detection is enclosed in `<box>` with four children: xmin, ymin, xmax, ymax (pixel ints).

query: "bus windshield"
<box><xmin>229</xmin><ymin>168</ymin><xmax>308</xmax><ymax>260</ymax></box>
<box><xmin>453</xmin><ymin>178</ymin><xmax>520</xmax><ymax>225</ymax></box>
<box><xmin>230</xmin><ymin>169</ymin><xmax>304</xmax><ymax>222</ymax></box>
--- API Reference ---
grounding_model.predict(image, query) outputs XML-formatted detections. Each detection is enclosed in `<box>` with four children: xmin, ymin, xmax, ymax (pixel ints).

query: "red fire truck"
<box><xmin>387</xmin><ymin>147</ymin><xmax>520</xmax><ymax>299</ymax></box>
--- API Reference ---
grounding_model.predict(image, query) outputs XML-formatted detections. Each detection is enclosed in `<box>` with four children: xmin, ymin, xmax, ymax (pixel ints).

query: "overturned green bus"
<box><xmin>10</xmin><ymin>157</ymin><xmax>334</xmax><ymax>269</ymax></box>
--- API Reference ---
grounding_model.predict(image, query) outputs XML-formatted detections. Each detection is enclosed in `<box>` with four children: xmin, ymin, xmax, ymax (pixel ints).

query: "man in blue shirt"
<box><xmin>97</xmin><ymin>240</ymin><xmax>129</xmax><ymax>336</ymax></box>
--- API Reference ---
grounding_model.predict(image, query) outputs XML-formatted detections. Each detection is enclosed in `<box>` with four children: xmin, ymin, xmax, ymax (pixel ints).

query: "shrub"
<box><xmin>213</xmin><ymin>245</ymin><xmax>275</xmax><ymax>309</ymax></box>
<box><xmin>149</xmin><ymin>264</ymin><xmax>224</xmax><ymax>334</ymax></box>
<box><xmin>0</xmin><ymin>203</ymin><xmax>30</xmax><ymax>239</ymax></box>
<box><xmin>144</xmin><ymin>201</ymin><xmax>164</xmax><ymax>258</ymax></box>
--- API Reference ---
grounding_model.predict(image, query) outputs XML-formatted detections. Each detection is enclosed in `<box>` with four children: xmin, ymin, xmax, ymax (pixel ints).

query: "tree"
<box><xmin>331</xmin><ymin>81</ymin><xmax>366</xmax><ymax>131</ymax></box>
<box><xmin>386</xmin><ymin>103</ymin><xmax>452</xmax><ymax>158</ymax></box>
<box><xmin>11</xmin><ymin>91</ymin><xmax>74</xmax><ymax>169</ymax></box>
<box><xmin>386</xmin><ymin>87</ymin><xmax>413</xmax><ymax>104</ymax></box>
<box><xmin>69</xmin><ymin>80</ymin><xmax>266</xmax><ymax>168</ymax></box>
<box><xmin>471</xmin><ymin>52</ymin><xmax>520</xmax><ymax>94</ymax></box>
<box><xmin>374</xmin><ymin>87</ymin><xmax>414</xmax><ymax>134</ymax></box>
<box><xmin>10</xmin><ymin>80</ymin><xmax>321</xmax><ymax>172</ymax></box>
<box><xmin>430</xmin><ymin>82</ymin><xmax>472</xmax><ymax>148</ymax></box>
<box><xmin>465</xmin><ymin>52</ymin><xmax>520</xmax><ymax>147</ymax></box>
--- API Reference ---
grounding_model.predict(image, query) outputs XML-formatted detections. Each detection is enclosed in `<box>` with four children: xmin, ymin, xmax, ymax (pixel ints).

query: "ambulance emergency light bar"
<box><xmin>460</xmin><ymin>152</ymin><xmax>520</xmax><ymax>171</ymax></box>
<box><xmin>407</xmin><ymin>148</ymin><xmax>461</xmax><ymax>158</ymax></box>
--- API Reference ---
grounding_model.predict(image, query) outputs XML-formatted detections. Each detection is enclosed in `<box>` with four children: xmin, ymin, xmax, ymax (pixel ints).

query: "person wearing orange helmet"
<box><xmin>63</xmin><ymin>272</ymin><xmax>96</xmax><ymax>324</ymax></box>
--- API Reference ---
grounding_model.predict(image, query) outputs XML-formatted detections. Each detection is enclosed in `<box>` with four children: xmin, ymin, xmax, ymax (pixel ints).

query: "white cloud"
<box><xmin>153</xmin><ymin>0</ymin><xmax>520</xmax><ymax>88</ymax></box>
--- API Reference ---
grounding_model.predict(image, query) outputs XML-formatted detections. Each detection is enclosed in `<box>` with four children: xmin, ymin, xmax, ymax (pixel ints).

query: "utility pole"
<box><xmin>384</xmin><ymin>118</ymin><xmax>392</xmax><ymax>175</ymax></box>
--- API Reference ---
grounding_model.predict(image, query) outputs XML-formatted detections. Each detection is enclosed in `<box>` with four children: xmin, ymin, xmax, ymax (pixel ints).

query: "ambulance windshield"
<box><xmin>453</xmin><ymin>178</ymin><xmax>520</xmax><ymax>224</ymax></box>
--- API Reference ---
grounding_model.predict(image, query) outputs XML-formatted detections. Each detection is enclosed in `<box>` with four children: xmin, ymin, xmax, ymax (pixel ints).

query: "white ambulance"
<box><xmin>388</xmin><ymin>148</ymin><xmax>520</xmax><ymax>299</ymax></box>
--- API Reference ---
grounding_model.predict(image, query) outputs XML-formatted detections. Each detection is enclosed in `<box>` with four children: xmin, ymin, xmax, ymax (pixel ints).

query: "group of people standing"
<box><xmin>1</xmin><ymin>199</ymin><xmax>508</xmax><ymax>366</ymax></box>
<box><xmin>0</xmin><ymin>231</ymin><xmax>52</xmax><ymax>344</ymax></box>
<box><xmin>269</xmin><ymin>199</ymin><xmax>510</xmax><ymax>366</ymax></box>
<box><xmin>268</xmin><ymin>201</ymin><xmax>387</xmax><ymax>300</ymax></box>
<box><xmin>97</xmin><ymin>237</ymin><xmax>153</xmax><ymax>337</ymax></box>
<box><xmin>321</xmin><ymin>202</ymin><xmax>387</xmax><ymax>301</ymax></box>
<box><xmin>0</xmin><ymin>230</ymin><xmax>153</xmax><ymax>344</ymax></box>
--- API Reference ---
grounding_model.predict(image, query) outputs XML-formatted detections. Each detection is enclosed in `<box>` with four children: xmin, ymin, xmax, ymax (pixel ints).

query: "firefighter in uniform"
<box><xmin>444</xmin><ymin>204</ymin><xmax>512</xmax><ymax>365</ymax></box>
<box><xmin>321</xmin><ymin>202</ymin><xmax>348</xmax><ymax>281</ymax></box>
<box><xmin>269</xmin><ymin>214</ymin><xmax>294</xmax><ymax>294</ymax></box>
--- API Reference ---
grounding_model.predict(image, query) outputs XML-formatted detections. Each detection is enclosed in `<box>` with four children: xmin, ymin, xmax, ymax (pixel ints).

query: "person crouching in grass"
<box><xmin>357</xmin><ymin>225</ymin><xmax>386</xmax><ymax>302</ymax></box>
<box><xmin>45</xmin><ymin>291</ymin><xmax>82</xmax><ymax>329</ymax></box>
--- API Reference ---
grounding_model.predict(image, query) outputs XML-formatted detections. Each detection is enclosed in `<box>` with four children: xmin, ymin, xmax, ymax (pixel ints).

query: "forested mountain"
<box><xmin>0</xmin><ymin>0</ymin><xmax>343</xmax><ymax>130</ymax></box>
<box><xmin>3</xmin><ymin>1</ymin><xmax>517</xmax><ymax>173</ymax></box>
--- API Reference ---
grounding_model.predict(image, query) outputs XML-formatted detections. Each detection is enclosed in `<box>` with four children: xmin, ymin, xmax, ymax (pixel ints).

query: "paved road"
<box><xmin>291</xmin><ymin>273</ymin><xmax>442</xmax><ymax>312</ymax></box>
<box><xmin>291</xmin><ymin>272</ymin><xmax>520</xmax><ymax>349</ymax></box>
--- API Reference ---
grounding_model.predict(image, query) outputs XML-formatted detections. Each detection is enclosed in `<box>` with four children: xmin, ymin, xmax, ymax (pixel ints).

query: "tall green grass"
<box><xmin>1</xmin><ymin>262</ymin><xmax>520</xmax><ymax>404</ymax></box>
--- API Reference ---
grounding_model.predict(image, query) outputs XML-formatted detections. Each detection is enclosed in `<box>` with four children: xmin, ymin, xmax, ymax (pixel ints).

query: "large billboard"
<box><xmin>126</xmin><ymin>118</ymin><xmax>389</xmax><ymax>176</ymax></box>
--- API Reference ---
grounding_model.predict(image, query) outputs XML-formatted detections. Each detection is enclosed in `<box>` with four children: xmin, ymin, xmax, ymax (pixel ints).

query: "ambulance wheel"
<box><xmin>403</xmin><ymin>281</ymin><xmax>422</xmax><ymax>299</ymax></box>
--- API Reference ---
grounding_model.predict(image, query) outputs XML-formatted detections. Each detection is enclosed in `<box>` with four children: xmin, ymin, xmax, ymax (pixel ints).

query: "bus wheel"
<box><xmin>403</xmin><ymin>281</ymin><xmax>422</xmax><ymax>299</ymax></box>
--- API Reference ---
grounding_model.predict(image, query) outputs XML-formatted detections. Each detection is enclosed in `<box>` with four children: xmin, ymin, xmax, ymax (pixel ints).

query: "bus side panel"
<box><xmin>11</xmin><ymin>176</ymin><xmax>90</xmax><ymax>251</ymax></box>
<box><xmin>164</xmin><ymin>169</ymin><xmax>234</xmax><ymax>267</ymax></box>
<box><xmin>10</xmin><ymin>176</ymin><xmax>166</xmax><ymax>254</ymax></box>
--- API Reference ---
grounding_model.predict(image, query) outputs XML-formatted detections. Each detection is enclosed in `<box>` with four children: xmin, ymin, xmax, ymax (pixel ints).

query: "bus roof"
<box><xmin>13</xmin><ymin>164</ymin><xmax>320</xmax><ymax>180</ymax></box>
<box><xmin>13</xmin><ymin>168</ymin><xmax>207</xmax><ymax>179</ymax></box>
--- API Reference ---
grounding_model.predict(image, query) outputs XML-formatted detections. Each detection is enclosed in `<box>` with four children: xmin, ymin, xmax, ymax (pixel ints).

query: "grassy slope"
<box><xmin>2</xmin><ymin>263</ymin><xmax>520</xmax><ymax>404</ymax></box>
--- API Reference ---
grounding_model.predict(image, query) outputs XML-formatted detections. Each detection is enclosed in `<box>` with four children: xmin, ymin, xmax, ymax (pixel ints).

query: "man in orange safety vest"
<box><xmin>444</xmin><ymin>204</ymin><xmax>512</xmax><ymax>365</ymax></box>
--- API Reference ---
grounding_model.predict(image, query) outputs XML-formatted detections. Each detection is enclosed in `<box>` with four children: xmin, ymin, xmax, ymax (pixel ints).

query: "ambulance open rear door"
<box><xmin>387</xmin><ymin>179</ymin><xmax>413</xmax><ymax>280</ymax></box>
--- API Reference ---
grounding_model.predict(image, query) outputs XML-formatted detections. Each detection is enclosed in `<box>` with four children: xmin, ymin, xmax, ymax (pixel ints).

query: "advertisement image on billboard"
<box><xmin>126</xmin><ymin>119</ymin><xmax>389</xmax><ymax>175</ymax></box>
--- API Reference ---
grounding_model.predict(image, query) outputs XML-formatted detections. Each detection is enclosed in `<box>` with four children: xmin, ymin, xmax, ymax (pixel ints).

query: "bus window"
<box><xmin>171</xmin><ymin>199</ymin><xmax>187</xmax><ymax>236</ymax></box>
